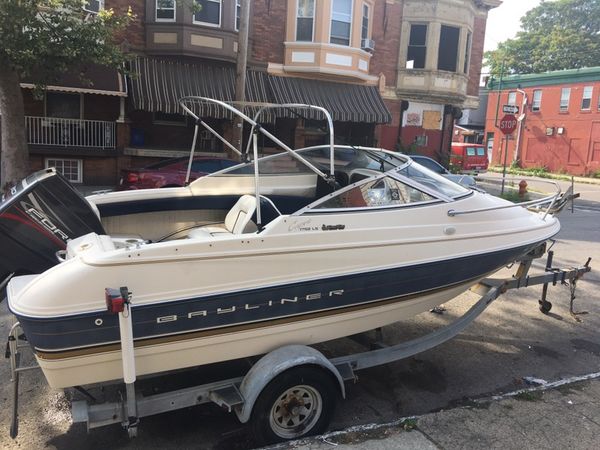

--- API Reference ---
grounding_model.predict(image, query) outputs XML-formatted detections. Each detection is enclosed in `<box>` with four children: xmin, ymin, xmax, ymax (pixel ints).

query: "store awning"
<box><xmin>268</xmin><ymin>76</ymin><xmax>392</xmax><ymax>124</ymax></box>
<box><xmin>21</xmin><ymin>64</ymin><xmax>126</xmax><ymax>97</ymax></box>
<box><xmin>127</xmin><ymin>57</ymin><xmax>271</xmax><ymax>118</ymax></box>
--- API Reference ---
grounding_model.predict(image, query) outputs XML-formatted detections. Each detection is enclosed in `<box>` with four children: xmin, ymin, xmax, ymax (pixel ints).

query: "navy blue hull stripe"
<box><xmin>16</xmin><ymin>243</ymin><xmax>538</xmax><ymax>355</ymax></box>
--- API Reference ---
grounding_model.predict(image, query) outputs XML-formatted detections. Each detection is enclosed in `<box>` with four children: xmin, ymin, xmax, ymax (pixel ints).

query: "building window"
<box><xmin>330</xmin><ymin>0</ymin><xmax>352</xmax><ymax>46</ymax></box>
<box><xmin>235</xmin><ymin>0</ymin><xmax>241</xmax><ymax>31</ymax></box>
<box><xmin>296</xmin><ymin>0</ymin><xmax>314</xmax><ymax>42</ymax></box>
<box><xmin>407</xmin><ymin>24</ymin><xmax>427</xmax><ymax>69</ymax></box>
<box><xmin>437</xmin><ymin>25</ymin><xmax>460</xmax><ymax>72</ymax></box>
<box><xmin>507</xmin><ymin>91</ymin><xmax>516</xmax><ymax>106</ymax></box>
<box><xmin>194</xmin><ymin>0</ymin><xmax>221</xmax><ymax>27</ymax></box>
<box><xmin>156</xmin><ymin>0</ymin><xmax>175</xmax><ymax>21</ymax></box>
<box><xmin>415</xmin><ymin>135</ymin><xmax>428</xmax><ymax>146</ymax></box>
<box><xmin>46</xmin><ymin>92</ymin><xmax>81</xmax><ymax>119</ymax></box>
<box><xmin>84</xmin><ymin>0</ymin><xmax>104</xmax><ymax>13</ymax></box>
<box><xmin>463</xmin><ymin>31</ymin><xmax>471</xmax><ymax>74</ymax></box>
<box><xmin>45</xmin><ymin>158</ymin><xmax>83</xmax><ymax>184</ymax></box>
<box><xmin>581</xmin><ymin>86</ymin><xmax>593</xmax><ymax>110</ymax></box>
<box><xmin>532</xmin><ymin>89</ymin><xmax>542</xmax><ymax>112</ymax></box>
<box><xmin>560</xmin><ymin>87</ymin><xmax>571</xmax><ymax>111</ymax></box>
<box><xmin>361</xmin><ymin>4</ymin><xmax>370</xmax><ymax>44</ymax></box>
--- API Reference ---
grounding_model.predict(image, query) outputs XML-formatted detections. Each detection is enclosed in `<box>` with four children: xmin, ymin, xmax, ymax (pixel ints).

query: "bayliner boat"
<box><xmin>1</xmin><ymin>98</ymin><xmax>561</xmax><ymax>389</ymax></box>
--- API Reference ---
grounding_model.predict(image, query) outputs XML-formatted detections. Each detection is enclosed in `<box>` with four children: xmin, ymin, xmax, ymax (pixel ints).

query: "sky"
<box><xmin>483</xmin><ymin>0</ymin><xmax>543</xmax><ymax>52</ymax></box>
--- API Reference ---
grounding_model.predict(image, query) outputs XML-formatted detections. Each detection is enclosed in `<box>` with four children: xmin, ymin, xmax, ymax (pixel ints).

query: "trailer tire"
<box><xmin>250</xmin><ymin>366</ymin><xmax>338</xmax><ymax>446</ymax></box>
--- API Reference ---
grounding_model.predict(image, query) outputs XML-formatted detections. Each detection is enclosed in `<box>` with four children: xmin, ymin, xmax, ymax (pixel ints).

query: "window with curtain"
<box><xmin>296</xmin><ymin>0</ymin><xmax>315</xmax><ymax>41</ymax></box>
<box><xmin>581</xmin><ymin>86</ymin><xmax>593</xmax><ymax>110</ymax></box>
<box><xmin>532</xmin><ymin>90</ymin><xmax>542</xmax><ymax>112</ymax></box>
<box><xmin>560</xmin><ymin>87</ymin><xmax>571</xmax><ymax>111</ymax></box>
<box><xmin>156</xmin><ymin>0</ymin><xmax>175</xmax><ymax>21</ymax></box>
<box><xmin>330</xmin><ymin>0</ymin><xmax>352</xmax><ymax>46</ymax></box>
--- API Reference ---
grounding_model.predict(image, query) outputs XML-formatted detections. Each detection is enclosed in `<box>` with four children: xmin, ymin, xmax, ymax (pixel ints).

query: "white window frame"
<box><xmin>156</xmin><ymin>0</ymin><xmax>176</xmax><ymax>22</ymax></box>
<box><xmin>532</xmin><ymin>89</ymin><xmax>542</xmax><ymax>112</ymax></box>
<box><xmin>235</xmin><ymin>0</ymin><xmax>241</xmax><ymax>31</ymax></box>
<box><xmin>581</xmin><ymin>86</ymin><xmax>593</xmax><ymax>110</ymax></box>
<box><xmin>560</xmin><ymin>87</ymin><xmax>571</xmax><ymax>111</ymax></box>
<box><xmin>361</xmin><ymin>3</ymin><xmax>370</xmax><ymax>44</ymax></box>
<box><xmin>193</xmin><ymin>0</ymin><xmax>222</xmax><ymax>28</ymax></box>
<box><xmin>296</xmin><ymin>0</ymin><xmax>315</xmax><ymax>42</ymax></box>
<box><xmin>329</xmin><ymin>0</ymin><xmax>353</xmax><ymax>47</ymax></box>
<box><xmin>463</xmin><ymin>31</ymin><xmax>471</xmax><ymax>74</ymax></box>
<box><xmin>45</xmin><ymin>158</ymin><xmax>83</xmax><ymax>184</ymax></box>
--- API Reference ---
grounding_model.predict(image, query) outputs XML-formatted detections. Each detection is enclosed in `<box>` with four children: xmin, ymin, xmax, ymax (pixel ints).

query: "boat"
<box><xmin>2</xmin><ymin>98</ymin><xmax>561</xmax><ymax>389</ymax></box>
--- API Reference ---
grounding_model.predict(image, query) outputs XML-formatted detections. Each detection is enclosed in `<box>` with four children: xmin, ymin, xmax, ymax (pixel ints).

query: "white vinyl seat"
<box><xmin>188</xmin><ymin>195</ymin><xmax>257</xmax><ymax>239</ymax></box>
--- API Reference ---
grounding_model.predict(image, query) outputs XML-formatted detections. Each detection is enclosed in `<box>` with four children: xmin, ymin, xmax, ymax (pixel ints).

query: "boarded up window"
<box><xmin>423</xmin><ymin>110</ymin><xmax>441</xmax><ymax>130</ymax></box>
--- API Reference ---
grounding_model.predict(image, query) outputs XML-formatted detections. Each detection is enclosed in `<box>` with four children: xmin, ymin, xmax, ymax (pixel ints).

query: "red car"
<box><xmin>118</xmin><ymin>157</ymin><xmax>239</xmax><ymax>190</ymax></box>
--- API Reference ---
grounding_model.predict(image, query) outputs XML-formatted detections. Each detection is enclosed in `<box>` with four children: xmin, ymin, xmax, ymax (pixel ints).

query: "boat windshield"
<box><xmin>396</xmin><ymin>161</ymin><xmax>470</xmax><ymax>199</ymax></box>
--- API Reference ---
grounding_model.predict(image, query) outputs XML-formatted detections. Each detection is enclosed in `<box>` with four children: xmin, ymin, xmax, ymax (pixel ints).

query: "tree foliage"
<box><xmin>484</xmin><ymin>0</ymin><xmax>600</xmax><ymax>76</ymax></box>
<box><xmin>0</xmin><ymin>0</ymin><xmax>132</xmax><ymax>190</ymax></box>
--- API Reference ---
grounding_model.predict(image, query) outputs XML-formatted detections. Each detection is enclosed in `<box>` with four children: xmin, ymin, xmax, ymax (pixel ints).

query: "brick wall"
<box><xmin>107</xmin><ymin>0</ymin><xmax>146</xmax><ymax>51</ymax></box>
<box><xmin>468</xmin><ymin>15</ymin><xmax>487</xmax><ymax>98</ymax></box>
<box><xmin>250</xmin><ymin>0</ymin><xmax>286</xmax><ymax>66</ymax></box>
<box><xmin>370</xmin><ymin>0</ymin><xmax>402</xmax><ymax>88</ymax></box>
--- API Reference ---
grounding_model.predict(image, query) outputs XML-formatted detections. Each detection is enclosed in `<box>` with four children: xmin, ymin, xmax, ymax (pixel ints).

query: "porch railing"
<box><xmin>25</xmin><ymin>116</ymin><xmax>116</xmax><ymax>149</ymax></box>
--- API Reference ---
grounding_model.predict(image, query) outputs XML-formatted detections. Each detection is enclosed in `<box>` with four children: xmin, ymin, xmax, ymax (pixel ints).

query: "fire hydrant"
<box><xmin>518</xmin><ymin>180</ymin><xmax>528</xmax><ymax>199</ymax></box>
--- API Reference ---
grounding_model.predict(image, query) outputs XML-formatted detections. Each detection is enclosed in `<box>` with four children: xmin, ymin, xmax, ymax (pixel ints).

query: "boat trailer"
<box><xmin>5</xmin><ymin>246</ymin><xmax>592</xmax><ymax>443</ymax></box>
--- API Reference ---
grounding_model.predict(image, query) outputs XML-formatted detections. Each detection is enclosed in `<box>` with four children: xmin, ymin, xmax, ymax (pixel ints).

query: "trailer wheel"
<box><xmin>250</xmin><ymin>366</ymin><xmax>338</xmax><ymax>445</ymax></box>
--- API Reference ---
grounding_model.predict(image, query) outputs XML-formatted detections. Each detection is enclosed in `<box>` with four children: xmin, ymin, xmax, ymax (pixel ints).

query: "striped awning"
<box><xmin>127</xmin><ymin>57</ymin><xmax>271</xmax><ymax>118</ymax></box>
<box><xmin>268</xmin><ymin>76</ymin><xmax>392</xmax><ymax>123</ymax></box>
<box><xmin>21</xmin><ymin>64</ymin><xmax>126</xmax><ymax>97</ymax></box>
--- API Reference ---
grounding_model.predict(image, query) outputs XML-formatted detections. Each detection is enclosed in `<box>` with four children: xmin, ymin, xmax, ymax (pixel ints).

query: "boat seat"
<box><xmin>188</xmin><ymin>195</ymin><xmax>257</xmax><ymax>239</ymax></box>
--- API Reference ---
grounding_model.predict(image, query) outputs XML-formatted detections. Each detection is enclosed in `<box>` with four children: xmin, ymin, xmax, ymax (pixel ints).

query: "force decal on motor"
<box><xmin>21</xmin><ymin>201</ymin><xmax>70</xmax><ymax>241</ymax></box>
<box><xmin>154</xmin><ymin>289</ymin><xmax>345</xmax><ymax>324</ymax></box>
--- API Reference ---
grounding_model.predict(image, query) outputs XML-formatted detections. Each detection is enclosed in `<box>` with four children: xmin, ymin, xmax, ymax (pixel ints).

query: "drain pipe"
<box><xmin>514</xmin><ymin>89</ymin><xmax>528</xmax><ymax>164</ymax></box>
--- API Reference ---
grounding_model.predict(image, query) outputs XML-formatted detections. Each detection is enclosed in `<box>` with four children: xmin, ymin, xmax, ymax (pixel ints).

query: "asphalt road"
<box><xmin>1</xmin><ymin>180</ymin><xmax>599</xmax><ymax>450</ymax></box>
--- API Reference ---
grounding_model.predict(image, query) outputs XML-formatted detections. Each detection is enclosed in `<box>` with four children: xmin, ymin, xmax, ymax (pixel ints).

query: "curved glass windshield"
<box><xmin>314</xmin><ymin>176</ymin><xmax>435</xmax><ymax>209</ymax></box>
<box><xmin>396</xmin><ymin>161</ymin><xmax>469</xmax><ymax>198</ymax></box>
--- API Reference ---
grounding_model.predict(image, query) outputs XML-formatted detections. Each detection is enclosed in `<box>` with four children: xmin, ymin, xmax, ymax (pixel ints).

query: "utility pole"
<box><xmin>234</xmin><ymin>0</ymin><xmax>251</xmax><ymax>156</ymax></box>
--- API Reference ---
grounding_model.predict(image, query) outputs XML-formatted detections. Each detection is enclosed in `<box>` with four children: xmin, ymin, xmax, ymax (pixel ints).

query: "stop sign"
<box><xmin>499</xmin><ymin>114</ymin><xmax>518</xmax><ymax>135</ymax></box>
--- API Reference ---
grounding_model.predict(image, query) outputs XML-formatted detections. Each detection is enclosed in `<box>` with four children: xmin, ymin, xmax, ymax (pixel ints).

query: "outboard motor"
<box><xmin>0</xmin><ymin>169</ymin><xmax>105</xmax><ymax>284</ymax></box>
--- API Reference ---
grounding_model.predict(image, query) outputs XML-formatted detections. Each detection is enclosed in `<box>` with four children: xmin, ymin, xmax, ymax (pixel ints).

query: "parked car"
<box><xmin>118</xmin><ymin>156</ymin><xmax>239</xmax><ymax>190</ymax></box>
<box><xmin>410</xmin><ymin>155</ymin><xmax>477</xmax><ymax>188</ymax></box>
<box><xmin>450</xmin><ymin>143</ymin><xmax>489</xmax><ymax>174</ymax></box>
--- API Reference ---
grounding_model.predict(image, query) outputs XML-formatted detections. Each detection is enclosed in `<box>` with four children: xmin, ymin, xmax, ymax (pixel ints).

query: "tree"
<box><xmin>484</xmin><ymin>0</ymin><xmax>600</xmax><ymax>76</ymax></box>
<box><xmin>0</xmin><ymin>1</ymin><xmax>132</xmax><ymax>192</ymax></box>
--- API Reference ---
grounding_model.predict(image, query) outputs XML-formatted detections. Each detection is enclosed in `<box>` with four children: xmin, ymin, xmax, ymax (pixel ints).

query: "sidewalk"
<box><xmin>486</xmin><ymin>167</ymin><xmax>600</xmax><ymax>186</ymax></box>
<box><xmin>274</xmin><ymin>373</ymin><xmax>600</xmax><ymax>450</ymax></box>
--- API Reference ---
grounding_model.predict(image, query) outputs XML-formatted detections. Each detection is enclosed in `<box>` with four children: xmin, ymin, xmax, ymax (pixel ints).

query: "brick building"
<box><xmin>485</xmin><ymin>67</ymin><xmax>600</xmax><ymax>176</ymax></box>
<box><xmin>16</xmin><ymin>0</ymin><xmax>499</xmax><ymax>186</ymax></box>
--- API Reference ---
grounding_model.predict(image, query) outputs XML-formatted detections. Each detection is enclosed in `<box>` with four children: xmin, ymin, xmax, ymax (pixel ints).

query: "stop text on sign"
<box><xmin>499</xmin><ymin>114</ymin><xmax>517</xmax><ymax>135</ymax></box>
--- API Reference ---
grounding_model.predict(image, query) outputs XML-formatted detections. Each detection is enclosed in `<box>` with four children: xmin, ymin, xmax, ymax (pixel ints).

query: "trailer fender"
<box><xmin>235</xmin><ymin>345</ymin><xmax>345</xmax><ymax>423</ymax></box>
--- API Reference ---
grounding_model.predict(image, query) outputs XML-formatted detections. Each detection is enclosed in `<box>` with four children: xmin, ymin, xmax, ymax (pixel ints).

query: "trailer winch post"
<box><xmin>105</xmin><ymin>286</ymin><xmax>139</xmax><ymax>436</ymax></box>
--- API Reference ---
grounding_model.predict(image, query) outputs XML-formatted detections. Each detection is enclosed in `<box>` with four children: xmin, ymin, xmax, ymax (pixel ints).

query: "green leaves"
<box><xmin>0</xmin><ymin>0</ymin><xmax>133</xmax><ymax>84</ymax></box>
<box><xmin>485</xmin><ymin>0</ymin><xmax>600</xmax><ymax>76</ymax></box>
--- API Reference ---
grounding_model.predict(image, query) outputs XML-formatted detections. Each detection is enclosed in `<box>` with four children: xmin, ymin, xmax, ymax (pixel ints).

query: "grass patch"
<box><xmin>499</xmin><ymin>191</ymin><xmax>530</xmax><ymax>203</ymax></box>
<box><xmin>400</xmin><ymin>418</ymin><xmax>418</xmax><ymax>431</ymax></box>
<box><xmin>514</xmin><ymin>390</ymin><xmax>543</xmax><ymax>402</ymax></box>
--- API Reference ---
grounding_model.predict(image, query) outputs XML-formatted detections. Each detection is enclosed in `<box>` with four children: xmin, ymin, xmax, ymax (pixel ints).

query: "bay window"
<box><xmin>194</xmin><ymin>0</ymin><xmax>221</xmax><ymax>27</ymax></box>
<box><xmin>407</xmin><ymin>24</ymin><xmax>427</xmax><ymax>69</ymax></box>
<box><xmin>296</xmin><ymin>0</ymin><xmax>315</xmax><ymax>42</ymax></box>
<box><xmin>156</xmin><ymin>0</ymin><xmax>175</xmax><ymax>21</ymax></box>
<box><xmin>437</xmin><ymin>25</ymin><xmax>460</xmax><ymax>72</ymax></box>
<box><xmin>330</xmin><ymin>0</ymin><xmax>352</xmax><ymax>46</ymax></box>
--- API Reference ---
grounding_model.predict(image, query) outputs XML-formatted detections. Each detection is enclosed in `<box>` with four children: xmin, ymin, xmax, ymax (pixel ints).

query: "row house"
<box><xmin>18</xmin><ymin>0</ymin><xmax>498</xmax><ymax>186</ymax></box>
<box><xmin>485</xmin><ymin>67</ymin><xmax>600</xmax><ymax>176</ymax></box>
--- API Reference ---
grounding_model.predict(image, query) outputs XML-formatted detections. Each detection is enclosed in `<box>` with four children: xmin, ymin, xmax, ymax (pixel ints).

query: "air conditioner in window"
<box><xmin>361</xmin><ymin>38</ymin><xmax>375</xmax><ymax>52</ymax></box>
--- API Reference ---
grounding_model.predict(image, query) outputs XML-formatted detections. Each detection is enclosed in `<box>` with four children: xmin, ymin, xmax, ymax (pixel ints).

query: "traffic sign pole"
<box><xmin>498</xmin><ymin>113</ymin><xmax>518</xmax><ymax>195</ymax></box>
<box><xmin>501</xmin><ymin>135</ymin><xmax>510</xmax><ymax>195</ymax></box>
